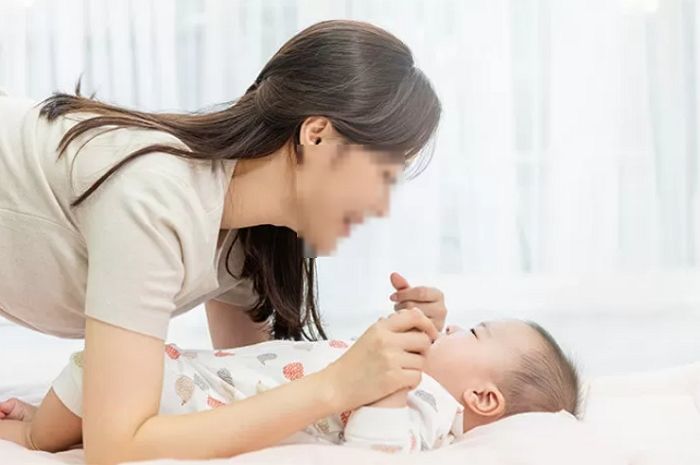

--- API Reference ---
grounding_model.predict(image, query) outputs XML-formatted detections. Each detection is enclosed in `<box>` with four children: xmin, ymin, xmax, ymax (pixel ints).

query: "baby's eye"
<box><xmin>470</xmin><ymin>328</ymin><xmax>478</xmax><ymax>339</ymax></box>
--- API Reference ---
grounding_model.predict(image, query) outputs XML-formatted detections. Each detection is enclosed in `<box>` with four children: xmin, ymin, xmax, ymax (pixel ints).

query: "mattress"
<box><xmin>0</xmin><ymin>321</ymin><xmax>698</xmax><ymax>465</ymax></box>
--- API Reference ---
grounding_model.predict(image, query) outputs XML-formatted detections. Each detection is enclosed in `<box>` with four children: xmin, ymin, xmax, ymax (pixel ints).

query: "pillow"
<box><xmin>581</xmin><ymin>362</ymin><xmax>700</xmax><ymax>465</ymax></box>
<box><xmin>224</xmin><ymin>411</ymin><xmax>628</xmax><ymax>465</ymax></box>
<box><xmin>446</xmin><ymin>411</ymin><xmax>628</xmax><ymax>465</ymax></box>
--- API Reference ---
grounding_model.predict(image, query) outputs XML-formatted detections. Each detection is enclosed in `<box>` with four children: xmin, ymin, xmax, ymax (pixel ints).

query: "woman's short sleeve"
<box><xmin>210</xmin><ymin>232</ymin><xmax>259</xmax><ymax>309</ymax></box>
<box><xmin>212</xmin><ymin>279</ymin><xmax>258</xmax><ymax>309</ymax></box>
<box><xmin>76</xmin><ymin>168</ymin><xmax>194</xmax><ymax>340</ymax></box>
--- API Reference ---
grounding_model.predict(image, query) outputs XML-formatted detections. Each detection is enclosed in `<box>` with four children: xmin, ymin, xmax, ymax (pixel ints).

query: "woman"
<box><xmin>0</xmin><ymin>20</ymin><xmax>446</xmax><ymax>463</ymax></box>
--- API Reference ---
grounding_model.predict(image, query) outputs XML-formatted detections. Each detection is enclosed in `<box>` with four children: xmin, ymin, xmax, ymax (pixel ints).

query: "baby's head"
<box><xmin>424</xmin><ymin>319</ymin><xmax>579</xmax><ymax>433</ymax></box>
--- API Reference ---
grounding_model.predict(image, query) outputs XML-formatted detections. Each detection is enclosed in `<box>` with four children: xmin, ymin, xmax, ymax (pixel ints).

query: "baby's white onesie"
<box><xmin>52</xmin><ymin>339</ymin><xmax>464</xmax><ymax>452</ymax></box>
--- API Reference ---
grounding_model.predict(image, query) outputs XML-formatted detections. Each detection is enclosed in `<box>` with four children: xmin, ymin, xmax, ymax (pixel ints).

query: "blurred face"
<box><xmin>424</xmin><ymin>320</ymin><xmax>542</xmax><ymax>404</ymax></box>
<box><xmin>294</xmin><ymin>135</ymin><xmax>404</xmax><ymax>255</ymax></box>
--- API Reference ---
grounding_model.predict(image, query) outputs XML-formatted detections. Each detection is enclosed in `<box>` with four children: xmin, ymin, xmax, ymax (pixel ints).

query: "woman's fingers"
<box><xmin>323</xmin><ymin>307</ymin><xmax>436</xmax><ymax>410</ymax></box>
<box><xmin>399</xmin><ymin>352</ymin><xmax>427</xmax><ymax>371</ymax></box>
<box><xmin>393</xmin><ymin>330</ymin><xmax>432</xmax><ymax>354</ymax></box>
<box><xmin>391</xmin><ymin>288</ymin><xmax>447</xmax><ymax>332</ymax></box>
<box><xmin>384</xmin><ymin>307</ymin><xmax>438</xmax><ymax>341</ymax></box>
<box><xmin>398</xmin><ymin>368</ymin><xmax>423</xmax><ymax>390</ymax></box>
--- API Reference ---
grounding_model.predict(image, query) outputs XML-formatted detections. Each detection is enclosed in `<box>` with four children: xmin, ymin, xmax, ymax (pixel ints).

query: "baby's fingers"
<box><xmin>0</xmin><ymin>399</ymin><xmax>11</xmax><ymax>414</ymax></box>
<box><xmin>0</xmin><ymin>398</ymin><xmax>20</xmax><ymax>419</ymax></box>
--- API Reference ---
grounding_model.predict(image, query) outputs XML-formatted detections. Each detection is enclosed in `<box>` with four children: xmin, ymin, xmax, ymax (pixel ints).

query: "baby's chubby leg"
<box><xmin>0</xmin><ymin>389</ymin><xmax>82</xmax><ymax>452</ymax></box>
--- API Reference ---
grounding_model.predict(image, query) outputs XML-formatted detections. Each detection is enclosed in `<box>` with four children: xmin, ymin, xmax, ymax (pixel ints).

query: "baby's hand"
<box><xmin>0</xmin><ymin>398</ymin><xmax>37</xmax><ymax>422</ymax></box>
<box><xmin>390</xmin><ymin>272</ymin><xmax>447</xmax><ymax>332</ymax></box>
<box><xmin>367</xmin><ymin>388</ymin><xmax>410</xmax><ymax>408</ymax></box>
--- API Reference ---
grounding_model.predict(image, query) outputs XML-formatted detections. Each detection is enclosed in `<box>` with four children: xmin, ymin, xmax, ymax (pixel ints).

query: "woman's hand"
<box><xmin>322</xmin><ymin>307</ymin><xmax>438</xmax><ymax>411</ymax></box>
<box><xmin>389</xmin><ymin>272</ymin><xmax>447</xmax><ymax>332</ymax></box>
<box><xmin>367</xmin><ymin>388</ymin><xmax>410</xmax><ymax>408</ymax></box>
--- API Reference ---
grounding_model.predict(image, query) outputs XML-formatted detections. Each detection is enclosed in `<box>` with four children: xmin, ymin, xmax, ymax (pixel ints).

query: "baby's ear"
<box><xmin>462</xmin><ymin>383</ymin><xmax>506</xmax><ymax>420</ymax></box>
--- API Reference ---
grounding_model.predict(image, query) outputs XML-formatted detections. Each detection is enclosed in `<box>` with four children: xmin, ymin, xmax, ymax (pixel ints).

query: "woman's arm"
<box><xmin>82</xmin><ymin>308</ymin><xmax>437</xmax><ymax>464</ymax></box>
<box><xmin>82</xmin><ymin>317</ymin><xmax>336</xmax><ymax>464</ymax></box>
<box><xmin>205</xmin><ymin>299</ymin><xmax>271</xmax><ymax>349</ymax></box>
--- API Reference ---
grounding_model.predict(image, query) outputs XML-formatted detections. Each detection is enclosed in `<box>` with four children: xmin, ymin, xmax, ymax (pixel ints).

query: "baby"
<box><xmin>0</xmin><ymin>319</ymin><xmax>579</xmax><ymax>454</ymax></box>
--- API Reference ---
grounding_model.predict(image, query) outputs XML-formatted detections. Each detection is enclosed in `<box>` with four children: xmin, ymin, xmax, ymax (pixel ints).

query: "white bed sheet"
<box><xmin>0</xmin><ymin>410</ymin><xmax>627</xmax><ymax>465</ymax></box>
<box><xmin>1</xmin><ymin>322</ymin><xmax>698</xmax><ymax>465</ymax></box>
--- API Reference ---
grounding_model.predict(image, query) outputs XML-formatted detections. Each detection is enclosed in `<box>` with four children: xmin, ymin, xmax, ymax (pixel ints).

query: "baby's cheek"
<box><xmin>424</xmin><ymin>344</ymin><xmax>451</xmax><ymax>377</ymax></box>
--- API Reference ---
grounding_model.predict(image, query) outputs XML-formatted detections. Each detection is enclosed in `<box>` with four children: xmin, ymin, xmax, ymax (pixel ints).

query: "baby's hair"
<box><xmin>501</xmin><ymin>322</ymin><xmax>580</xmax><ymax>418</ymax></box>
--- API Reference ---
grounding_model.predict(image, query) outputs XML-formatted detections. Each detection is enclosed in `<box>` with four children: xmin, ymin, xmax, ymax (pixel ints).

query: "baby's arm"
<box><xmin>0</xmin><ymin>389</ymin><xmax>82</xmax><ymax>452</ymax></box>
<box><xmin>342</xmin><ymin>389</ymin><xmax>421</xmax><ymax>453</ymax></box>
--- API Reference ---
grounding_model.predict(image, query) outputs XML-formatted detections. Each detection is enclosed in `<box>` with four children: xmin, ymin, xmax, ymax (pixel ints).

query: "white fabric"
<box><xmin>0</xmin><ymin>1</ymin><xmax>698</xmax><ymax>380</ymax></box>
<box><xmin>51</xmin><ymin>340</ymin><xmax>463</xmax><ymax>452</ymax></box>
<box><xmin>2</xmin><ymin>361</ymin><xmax>696</xmax><ymax>464</ymax></box>
<box><xmin>580</xmin><ymin>362</ymin><xmax>700</xmax><ymax>465</ymax></box>
<box><xmin>0</xmin><ymin>95</ymin><xmax>256</xmax><ymax>340</ymax></box>
<box><xmin>2</xmin><ymin>1</ymin><xmax>700</xmax><ymax>321</ymax></box>
<box><xmin>344</xmin><ymin>376</ymin><xmax>465</xmax><ymax>452</ymax></box>
<box><xmin>0</xmin><ymin>410</ymin><xmax>626</xmax><ymax>465</ymax></box>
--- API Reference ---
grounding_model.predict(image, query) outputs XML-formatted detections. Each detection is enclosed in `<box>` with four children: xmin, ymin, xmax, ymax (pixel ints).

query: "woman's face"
<box><xmin>294</xmin><ymin>118</ymin><xmax>404</xmax><ymax>255</ymax></box>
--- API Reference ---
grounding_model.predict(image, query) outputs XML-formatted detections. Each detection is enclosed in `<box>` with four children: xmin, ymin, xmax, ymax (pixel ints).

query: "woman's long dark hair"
<box><xmin>38</xmin><ymin>20</ymin><xmax>441</xmax><ymax>341</ymax></box>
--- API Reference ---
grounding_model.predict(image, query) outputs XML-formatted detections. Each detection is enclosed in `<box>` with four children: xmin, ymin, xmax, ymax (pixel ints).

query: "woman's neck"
<box><xmin>220</xmin><ymin>146</ymin><xmax>299</xmax><ymax>232</ymax></box>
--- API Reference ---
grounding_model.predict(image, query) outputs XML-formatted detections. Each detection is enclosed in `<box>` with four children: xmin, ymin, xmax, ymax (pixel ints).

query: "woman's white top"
<box><xmin>0</xmin><ymin>94</ymin><xmax>257</xmax><ymax>340</ymax></box>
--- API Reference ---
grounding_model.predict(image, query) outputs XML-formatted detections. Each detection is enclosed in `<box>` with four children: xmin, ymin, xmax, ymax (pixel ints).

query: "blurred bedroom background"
<box><xmin>0</xmin><ymin>0</ymin><xmax>698</xmax><ymax>386</ymax></box>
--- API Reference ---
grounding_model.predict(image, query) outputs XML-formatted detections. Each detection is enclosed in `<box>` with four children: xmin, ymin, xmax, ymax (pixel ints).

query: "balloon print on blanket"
<box><xmin>414</xmin><ymin>390</ymin><xmax>438</xmax><ymax>412</ymax></box>
<box><xmin>314</xmin><ymin>418</ymin><xmax>331</xmax><ymax>434</ymax></box>
<box><xmin>71</xmin><ymin>351</ymin><xmax>84</xmax><ymax>368</ymax></box>
<box><xmin>340</xmin><ymin>410</ymin><xmax>352</xmax><ymax>426</ymax></box>
<box><xmin>371</xmin><ymin>444</ymin><xmax>402</xmax><ymax>454</ymax></box>
<box><xmin>256</xmin><ymin>380</ymin><xmax>272</xmax><ymax>394</ymax></box>
<box><xmin>207</xmin><ymin>396</ymin><xmax>226</xmax><ymax>408</ymax></box>
<box><xmin>217</xmin><ymin>368</ymin><xmax>234</xmax><ymax>386</ymax></box>
<box><xmin>165</xmin><ymin>344</ymin><xmax>181</xmax><ymax>360</ymax></box>
<box><xmin>193</xmin><ymin>373</ymin><xmax>209</xmax><ymax>391</ymax></box>
<box><xmin>282</xmin><ymin>362</ymin><xmax>305</xmax><ymax>380</ymax></box>
<box><xmin>214</xmin><ymin>350</ymin><xmax>235</xmax><ymax>357</ymax></box>
<box><xmin>175</xmin><ymin>375</ymin><xmax>194</xmax><ymax>405</ymax></box>
<box><xmin>257</xmin><ymin>353</ymin><xmax>277</xmax><ymax>365</ymax></box>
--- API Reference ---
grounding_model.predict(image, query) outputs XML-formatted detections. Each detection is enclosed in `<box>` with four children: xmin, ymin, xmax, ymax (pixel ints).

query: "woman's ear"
<box><xmin>462</xmin><ymin>383</ymin><xmax>506</xmax><ymax>420</ymax></box>
<box><xmin>298</xmin><ymin>116</ymin><xmax>332</xmax><ymax>146</ymax></box>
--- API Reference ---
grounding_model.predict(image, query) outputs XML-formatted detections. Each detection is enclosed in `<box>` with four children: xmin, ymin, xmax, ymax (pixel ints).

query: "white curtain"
<box><xmin>1</xmin><ymin>0</ymin><xmax>698</xmax><ymax>374</ymax></box>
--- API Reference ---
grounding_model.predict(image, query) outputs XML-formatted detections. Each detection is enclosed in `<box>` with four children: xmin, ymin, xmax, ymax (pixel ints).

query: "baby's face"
<box><xmin>424</xmin><ymin>320</ymin><xmax>541</xmax><ymax>404</ymax></box>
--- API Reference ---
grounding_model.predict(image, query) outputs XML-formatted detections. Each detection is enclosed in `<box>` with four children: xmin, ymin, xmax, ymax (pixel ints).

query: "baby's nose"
<box><xmin>445</xmin><ymin>325</ymin><xmax>462</xmax><ymax>335</ymax></box>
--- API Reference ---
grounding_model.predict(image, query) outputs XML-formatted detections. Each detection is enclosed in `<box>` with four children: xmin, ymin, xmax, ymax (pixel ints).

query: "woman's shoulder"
<box><xmin>68</xmin><ymin>125</ymin><xmax>235</xmax><ymax>213</ymax></box>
